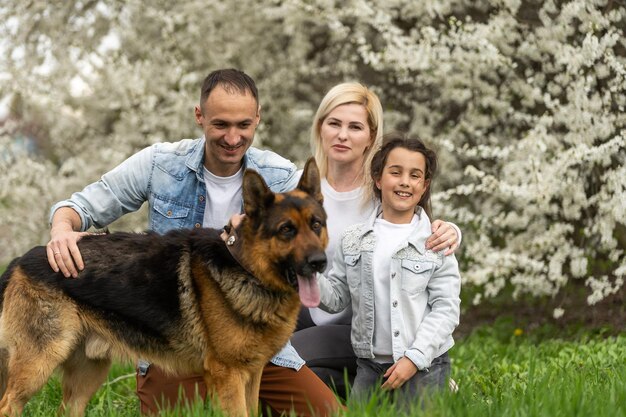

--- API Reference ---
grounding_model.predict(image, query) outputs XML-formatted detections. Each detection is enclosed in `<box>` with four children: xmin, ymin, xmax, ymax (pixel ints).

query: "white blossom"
<box><xmin>0</xmin><ymin>0</ymin><xmax>624</xmax><ymax>312</ymax></box>
<box><xmin>553</xmin><ymin>308</ymin><xmax>565</xmax><ymax>319</ymax></box>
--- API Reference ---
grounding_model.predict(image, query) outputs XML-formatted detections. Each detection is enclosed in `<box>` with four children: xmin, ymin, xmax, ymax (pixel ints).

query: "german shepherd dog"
<box><xmin>0</xmin><ymin>158</ymin><xmax>327</xmax><ymax>417</ymax></box>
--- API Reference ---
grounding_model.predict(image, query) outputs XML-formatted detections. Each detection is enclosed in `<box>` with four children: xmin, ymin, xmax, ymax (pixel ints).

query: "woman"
<box><xmin>291</xmin><ymin>83</ymin><xmax>461</xmax><ymax>398</ymax></box>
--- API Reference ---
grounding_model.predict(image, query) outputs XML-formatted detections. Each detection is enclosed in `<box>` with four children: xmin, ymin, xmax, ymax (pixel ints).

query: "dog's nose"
<box><xmin>308</xmin><ymin>252</ymin><xmax>327</xmax><ymax>273</ymax></box>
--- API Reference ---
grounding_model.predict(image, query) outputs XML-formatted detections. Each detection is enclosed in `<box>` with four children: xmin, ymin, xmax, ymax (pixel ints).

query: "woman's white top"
<box><xmin>308</xmin><ymin>179</ymin><xmax>375</xmax><ymax>326</ymax></box>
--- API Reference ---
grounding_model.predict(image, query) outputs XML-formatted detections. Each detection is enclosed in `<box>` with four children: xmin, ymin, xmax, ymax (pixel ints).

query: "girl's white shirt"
<box><xmin>371</xmin><ymin>214</ymin><xmax>419</xmax><ymax>363</ymax></box>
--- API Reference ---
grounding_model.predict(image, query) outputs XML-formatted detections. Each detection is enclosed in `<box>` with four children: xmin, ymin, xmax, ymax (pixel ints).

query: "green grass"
<box><xmin>12</xmin><ymin>319</ymin><xmax>625</xmax><ymax>417</ymax></box>
<box><xmin>426</xmin><ymin>327</ymin><xmax>625</xmax><ymax>417</ymax></box>
<box><xmin>1</xmin><ymin>260</ymin><xmax>624</xmax><ymax>416</ymax></box>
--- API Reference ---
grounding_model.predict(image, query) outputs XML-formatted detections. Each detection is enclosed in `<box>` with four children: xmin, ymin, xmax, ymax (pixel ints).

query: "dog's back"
<box><xmin>2</xmin><ymin>229</ymin><xmax>233</xmax><ymax>357</ymax></box>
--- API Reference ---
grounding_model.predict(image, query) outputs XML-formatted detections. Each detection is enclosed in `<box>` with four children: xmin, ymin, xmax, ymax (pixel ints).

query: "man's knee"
<box><xmin>260</xmin><ymin>364</ymin><xmax>342</xmax><ymax>417</ymax></box>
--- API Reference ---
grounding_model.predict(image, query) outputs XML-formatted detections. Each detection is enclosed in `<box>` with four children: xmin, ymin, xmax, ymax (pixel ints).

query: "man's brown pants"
<box><xmin>136</xmin><ymin>363</ymin><xmax>341</xmax><ymax>416</ymax></box>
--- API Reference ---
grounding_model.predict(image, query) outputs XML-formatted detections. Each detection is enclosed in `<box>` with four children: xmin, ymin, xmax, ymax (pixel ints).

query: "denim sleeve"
<box><xmin>278</xmin><ymin>167</ymin><xmax>302</xmax><ymax>192</ymax></box>
<box><xmin>49</xmin><ymin>145</ymin><xmax>154</xmax><ymax>231</ymax></box>
<box><xmin>405</xmin><ymin>254</ymin><xmax>461</xmax><ymax>370</ymax></box>
<box><xmin>245</xmin><ymin>148</ymin><xmax>300</xmax><ymax>193</ymax></box>
<box><xmin>269</xmin><ymin>340</ymin><xmax>305</xmax><ymax>370</ymax></box>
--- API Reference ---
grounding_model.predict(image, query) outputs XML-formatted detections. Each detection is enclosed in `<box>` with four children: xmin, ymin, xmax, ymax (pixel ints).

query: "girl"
<box><xmin>317</xmin><ymin>133</ymin><xmax>461</xmax><ymax>406</ymax></box>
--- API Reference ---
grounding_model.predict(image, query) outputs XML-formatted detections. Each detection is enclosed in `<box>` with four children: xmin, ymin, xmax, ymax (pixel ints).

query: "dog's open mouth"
<box><xmin>286</xmin><ymin>267</ymin><xmax>320</xmax><ymax>308</ymax></box>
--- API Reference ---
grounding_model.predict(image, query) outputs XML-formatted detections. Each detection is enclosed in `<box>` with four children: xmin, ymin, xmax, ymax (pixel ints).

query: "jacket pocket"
<box><xmin>400</xmin><ymin>259</ymin><xmax>435</xmax><ymax>295</ymax></box>
<box><xmin>151</xmin><ymin>197</ymin><xmax>191</xmax><ymax>233</ymax></box>
<box><xmin>344</xmin><ymin>254</ymin><xmax>362</xmax><ymax>289</ymax></box>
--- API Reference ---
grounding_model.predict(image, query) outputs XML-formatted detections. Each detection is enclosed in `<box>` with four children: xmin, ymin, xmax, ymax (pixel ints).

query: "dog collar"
<box><xmin>222</xmin><ymin>224</ymin><xmax>253</xmax><ymax>275</ymax></box>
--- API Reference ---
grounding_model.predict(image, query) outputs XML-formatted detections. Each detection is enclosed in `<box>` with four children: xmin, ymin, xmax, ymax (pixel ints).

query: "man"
<box><xmin>47</xmin><ymin>68</ymin><xmax>340</xmax><ymax>416</ymax></box>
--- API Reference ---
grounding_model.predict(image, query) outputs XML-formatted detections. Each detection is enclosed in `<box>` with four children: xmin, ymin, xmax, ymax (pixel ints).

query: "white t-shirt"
<box><xmin>309</xmin><ymin>179</ymin><xmax>376</xmax><ymax>326</ymax></box>
<box><xmin>372</xmin><ymin>214</ymin><xmax>419</xmax><ymax>363</ymax></box>
<box><xmin>202</xmin><ymin>166</ymin><xmax>244</xmax><ymax>229</ymax></box>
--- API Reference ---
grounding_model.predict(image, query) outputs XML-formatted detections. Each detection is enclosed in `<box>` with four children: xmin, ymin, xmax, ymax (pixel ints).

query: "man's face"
<box><xmin>195</xmin><ymin>85</ymin><xmax>260</xmax><ymax>177</ymax></box>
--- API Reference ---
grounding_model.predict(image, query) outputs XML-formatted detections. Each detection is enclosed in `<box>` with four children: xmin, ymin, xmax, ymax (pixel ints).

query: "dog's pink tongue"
<box><xmin>297</xmin><ymin>274</ymin><xmax>320</xmax><ymax>308</ymax></box>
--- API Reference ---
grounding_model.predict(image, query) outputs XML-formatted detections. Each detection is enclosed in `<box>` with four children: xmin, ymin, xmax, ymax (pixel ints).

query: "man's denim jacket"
<box><xmin>50</xmin><ymin>137</ymin><xmax>305</xmax><ymax>370</ymax></box>
<box><xmin>318</xmin><ymin>206</ymin><xmax>461</xmax><ymax>371</ymax></box>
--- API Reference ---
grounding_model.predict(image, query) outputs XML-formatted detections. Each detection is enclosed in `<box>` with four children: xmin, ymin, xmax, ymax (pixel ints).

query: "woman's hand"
<box><xmin>425</xmin><ymin>220</ymin><xmax>459</xmax><ymax>255</ymax></box>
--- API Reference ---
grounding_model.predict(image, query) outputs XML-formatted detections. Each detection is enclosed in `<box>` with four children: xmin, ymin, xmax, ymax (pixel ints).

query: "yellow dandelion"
<box><xmin>513</xmin><ymin>328</ymin><xmax>523</xmax><ymax>337</ymax></box>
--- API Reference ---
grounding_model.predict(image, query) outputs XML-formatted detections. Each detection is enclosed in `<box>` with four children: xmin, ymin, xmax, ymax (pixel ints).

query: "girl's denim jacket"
<box><xmin>318</xmin><ymin>206</ymin><xmax>461</xmax><ymax>371</ymax></box>
<box><xmin>49</xmin><ymin>137</ymin><xmax>305</xmax><ymax>370</ymax></box>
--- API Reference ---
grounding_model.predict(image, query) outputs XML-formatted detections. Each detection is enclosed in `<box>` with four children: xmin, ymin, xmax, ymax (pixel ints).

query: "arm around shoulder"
<box><xmin>427</xmin><ymin>219</ymin><xmax>463</xmax><ymax>255</ymax></box>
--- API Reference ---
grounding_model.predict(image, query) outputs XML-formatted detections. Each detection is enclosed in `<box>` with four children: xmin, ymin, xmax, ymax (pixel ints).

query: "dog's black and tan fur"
<box><xmin>0</xmin><ymin>158</ymin><xmax>327</xmax><ymax>417</ymax></box>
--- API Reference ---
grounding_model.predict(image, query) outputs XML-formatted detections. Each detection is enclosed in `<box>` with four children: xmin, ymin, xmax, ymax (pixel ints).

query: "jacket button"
<box><xmin>414</xmin><ymin>264</ymin><xmax>420</xmax><ymax>271</ymax></box>
<box><xmin>392</xmin><ymin>301</ymin><xmax>398</xmax><ymax>307</ymax></box>
<box><xmin>391</xmin><ymin>272</ymin><xmax>396</xmax><ymax>278</ymax></box>
<box><xmin>166</xmin><ymin>210</ymin><xmax>172</xmax><ymax>217</ymax></box>
<box><xmin>194</xmin><ymin>223</ymin><xmax>201</xmax><ymax>228</ymax></box>
<box><xmin>199</xmin><ymin>195</ymin><xmax>205</xmax><ymax>202</ymax></box>
<box><xmin>394</xmin><ymin>331</ymin><xmax>400</xmax><ymax>337</ymax></box>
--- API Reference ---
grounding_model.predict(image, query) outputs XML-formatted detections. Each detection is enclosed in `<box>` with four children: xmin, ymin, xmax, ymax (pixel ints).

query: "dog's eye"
<box><xmin>280</xmin><ymin>224</ymin><xmax>296</xmax><ymax>238</ymax></box>
<box><xmin>311</xmin><ymin>220</ymin><xmax>322</xmax><ymax>231</ymax></box>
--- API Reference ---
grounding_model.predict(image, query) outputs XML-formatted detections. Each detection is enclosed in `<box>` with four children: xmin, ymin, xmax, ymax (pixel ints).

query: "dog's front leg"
<box><xmin>204</xmin><ymin>363</ymin><xmax>247</xmax><ymax>417</ymax></box>
<box><xmin>245</xmin><ymin>368</ymin><xmax>263</xmax><ymax>416</ymax></box>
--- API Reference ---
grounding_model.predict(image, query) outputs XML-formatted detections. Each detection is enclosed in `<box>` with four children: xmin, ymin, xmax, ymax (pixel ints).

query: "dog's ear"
<box><xmin>243</xmin><ymin>169</ymin><xmax>275</xmax><ymax>218</ymax></box>
<box><xmin>297</xmin><ymin>157</ymin><xmax>323</xmax><ymax>206</ymax></box>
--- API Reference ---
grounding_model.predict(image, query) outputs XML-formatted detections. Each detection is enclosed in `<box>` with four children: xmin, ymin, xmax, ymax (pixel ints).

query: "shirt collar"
<box><xmin>186</xmin><ymin>136</ymin><xmax>206</xmax><ymax>174</ymax></box>
<box><xmin>361</xmin><ymin>203</ymin><xmax>431</xmax><ymax>254</ymax></box>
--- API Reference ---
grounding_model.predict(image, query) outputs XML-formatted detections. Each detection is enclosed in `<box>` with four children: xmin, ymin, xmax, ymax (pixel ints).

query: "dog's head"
<box><xmin>240</xmin><ymin>158</ymin><xmax>327</xmax><ymax>308</ymax></box>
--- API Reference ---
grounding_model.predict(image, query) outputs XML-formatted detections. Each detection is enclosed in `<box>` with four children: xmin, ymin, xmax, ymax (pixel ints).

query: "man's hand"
<box><xmin>47</xmin><ymin>207</ymin><xmax>89</xmax><ymax>278</ymax></box>
<box><xmin>47</xmin><ymin>228</ymin><xmax>90</xmax><ymax>278</ymax></box>
<box><xmin>220</xmin><ymin>213</ymin><xmax>245</xmax><ymax>242</ymax></box>
<box><xmin>381</xmin><ymin>357</ymin><xmax>418</xmax><ymax>391</ymax></box>
<box><xmin>425</xmin><ymin>220</ymin><xmax>459</xmax><ymax>255</ymax></box>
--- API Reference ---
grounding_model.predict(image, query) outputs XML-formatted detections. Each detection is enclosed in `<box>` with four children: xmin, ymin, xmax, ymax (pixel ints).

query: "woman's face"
<box><xmin>320</xmin><ymin>103</ymin><xmax>372</xmax><ymax>169</ymax></box>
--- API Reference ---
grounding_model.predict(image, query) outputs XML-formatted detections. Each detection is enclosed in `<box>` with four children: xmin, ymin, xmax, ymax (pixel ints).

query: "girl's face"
<box><xmin>320</xmin><ymin>103</ymin><xmax>372</xmax><ymax>169</ymax></box>
<box><xmin>375</xmin><ymin>147</ymin><xmax>430</xmax><ymax>224</ymax></box>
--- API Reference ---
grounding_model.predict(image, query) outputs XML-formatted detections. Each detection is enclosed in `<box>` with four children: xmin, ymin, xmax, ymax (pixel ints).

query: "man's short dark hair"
<box><xmin>199</xmin><ymin>69</ymin><xmax>259</xmax><ymax>111</ymax></box>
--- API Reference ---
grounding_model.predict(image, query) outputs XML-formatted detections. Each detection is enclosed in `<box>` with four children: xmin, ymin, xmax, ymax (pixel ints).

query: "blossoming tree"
<box><xmin>1</xmin><ymin>0</ymin><xmax>624</xmax><ymax>313</ymax></box>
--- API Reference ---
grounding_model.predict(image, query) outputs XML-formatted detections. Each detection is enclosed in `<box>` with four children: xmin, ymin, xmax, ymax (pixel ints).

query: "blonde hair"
<box><xmin>310</xmin><ymin>82</ymin><xmax>384</xmax><ymax>204</ymax></box>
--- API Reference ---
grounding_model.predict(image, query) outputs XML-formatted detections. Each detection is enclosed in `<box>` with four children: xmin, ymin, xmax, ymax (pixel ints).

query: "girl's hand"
<box><xmin>381</xmin><ymin>357</ymin><xmax>418</xmax><ymax>390</ymax></box>
<box><xmin>426</xmin><ymin>220</ymin><xmax>459</xmax><ymax>255</ymax></box>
